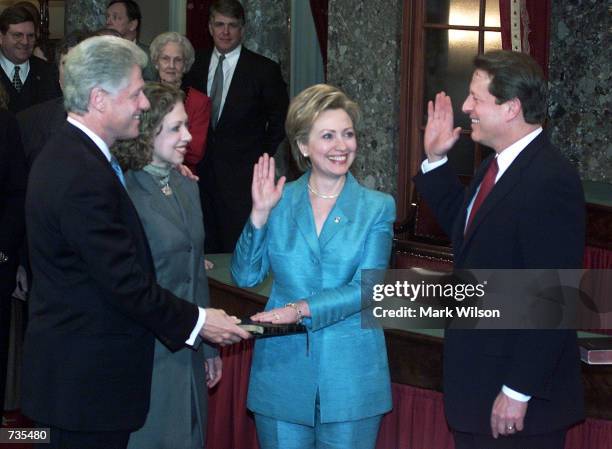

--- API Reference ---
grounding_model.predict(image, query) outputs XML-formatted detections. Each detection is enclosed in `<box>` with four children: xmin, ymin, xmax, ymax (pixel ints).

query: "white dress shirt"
<box><xmin>421</xmin><ymin>127</ymin><xmax>543</xmax><ymax>402</ymax></box>
<box><xmin>0</xmin><ymin>50</ymin><xmax>29</xmax><ymax>84</ymax></box>
<box><xmin>67</xmin><ymin>116</ymin><xmax>206</xmax><ymax>346</ymax></box>
<box><xmin>206</xmin><ymin>45</ymin><xmax>242</xmax><ymax>118</ymax></box>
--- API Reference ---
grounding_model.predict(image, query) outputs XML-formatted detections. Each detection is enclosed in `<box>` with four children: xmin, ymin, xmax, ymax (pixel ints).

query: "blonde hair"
<box><xmin>285</xmin><ymin>84</ymin><xmax>360</xmax><ymax>171</ymax></box>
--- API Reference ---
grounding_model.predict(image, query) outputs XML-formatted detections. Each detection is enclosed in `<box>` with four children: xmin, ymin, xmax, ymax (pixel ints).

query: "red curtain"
<box><xmin>309</xmin><ymin>0</ymin><xmax>328</xmax><ymax>74</ymax></box>
<box><xmin>499</xmin><ymin>0</ymin><xmax>551</xmax><ymax>77</ymax></box>
<box><xmin>206</xmin><ymin>340</ymin><xmax>259</xmax><ymax>449</ymax></box>
<box><xmin>583</xmin><ymin>246</ymin><xmax>612</xmax><ymax>335</ymax></box>
<box><xmin>186</xmin><ymin>0</ymin><xmax>214</xmax><ymax>51</ymax></box>
<box><xmin>206</xmin><ymin>359</ymin><xmax>612</xmax><ymax>449</ymax></box>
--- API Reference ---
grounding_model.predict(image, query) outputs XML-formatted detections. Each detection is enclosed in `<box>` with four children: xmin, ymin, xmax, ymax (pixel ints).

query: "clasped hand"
<box><xmin>199</xmin><ymin>308</ymin><xmax>250</xmax><ymax>346</ymax></box>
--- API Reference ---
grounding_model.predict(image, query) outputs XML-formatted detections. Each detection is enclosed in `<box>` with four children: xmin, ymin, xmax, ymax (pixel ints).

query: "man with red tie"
<box><xmin>413</xmin><ymin>50</ymin><xmax>585</xmax><ymax>449</ymax></box>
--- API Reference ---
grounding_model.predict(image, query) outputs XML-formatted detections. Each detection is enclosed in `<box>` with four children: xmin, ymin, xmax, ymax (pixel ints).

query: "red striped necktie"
<box><xmin>465</xmin><ymin>157</ymin><xmax>499</xmax><ymax>234</ymax></box>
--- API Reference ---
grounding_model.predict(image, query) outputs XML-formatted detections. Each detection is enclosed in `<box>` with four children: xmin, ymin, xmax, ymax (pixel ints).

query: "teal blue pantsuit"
<box><xmin>231</xmin><ymin>172</ymin><xmax>395</xmax><ymax>448</ymax></box>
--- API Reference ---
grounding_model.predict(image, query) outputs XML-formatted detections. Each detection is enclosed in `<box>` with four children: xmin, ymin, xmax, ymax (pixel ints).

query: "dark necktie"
<box><xmin>110</xmin><ymin>156</ymin><xmax>126</xmax><ymax>187</ymax></box>
<box><xmin>210</xmin><ymin>54</ymin><xmax>225</xmax><ymax>129</ymax></box>
<box><xmin>12</xmin><ymin>66</ymin><xmax>23</xmax><ymax>92</ymax></box>
<box><xmin>465</xmin><ymin>157</ymin><xmax>499</xmax><ymax>234</ymax></box>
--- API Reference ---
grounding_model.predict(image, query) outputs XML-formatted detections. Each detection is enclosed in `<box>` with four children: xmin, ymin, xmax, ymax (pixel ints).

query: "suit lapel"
<box><xmin>134</xmin><ymin>171</ymin><xmax>191</xmax><ymax>238</ymax></box>
<box><xmin>202</xmin><ymin>51</ymin><xmax>212</xmax><ymax>94</ymax></box>
<box><xmin>318</xmin><ymin>173</ymin><xmax>358</xmax><ymax>249</ymax></box>
<box><xmin>217</xmin><ymin>48</ymin><xmax>250</xmax><ymax>128</ymax></box>
<box><xmin>0</xmin><ymin>70</ymin><xmax>18</xmax><ymax>95</ymax></box>
<box><xmin>452</xmin><ymin>155</ymin><xmax>494</xmax><ymax>244</ymax></box>
<box><xmin>291</xmin><ymin>174</ymin><xmax>320</xmax><ymax>258</ymax></box>
<box><xmin>460</xmin><ymin>135</ymin><xmax>544</xmax><ymax>250</ymax></box>
<box><xmin>169</xmin><ymin>173</ymin><xmax>194</xmax><ymax>241</ymax></box>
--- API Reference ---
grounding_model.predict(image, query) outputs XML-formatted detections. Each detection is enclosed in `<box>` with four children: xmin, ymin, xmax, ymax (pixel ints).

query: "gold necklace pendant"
<box><xmin>161</xmin><ymin>184</ymin><xmax>173</xmax><ymax>196</ymax></box>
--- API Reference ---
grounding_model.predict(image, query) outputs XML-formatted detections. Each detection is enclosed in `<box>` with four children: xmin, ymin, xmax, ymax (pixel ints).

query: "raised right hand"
<box><xmin>423</xmin><ymin>92</ymin><xmax>462</xmax><ymax>162</ymax></box>
<box><xmin>250</xmin><ymin>153</ymin><xmax>286</xmax><ymax>228</ymax></box>
<box><xmin>199</xmin><ymin>308</ymin><xmax>250</xmax><ymax>346</ymax></box>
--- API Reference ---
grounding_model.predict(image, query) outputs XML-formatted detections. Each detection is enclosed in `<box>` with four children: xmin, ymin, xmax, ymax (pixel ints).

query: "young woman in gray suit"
<box><xmin>112</xmin><ymin>83</ymin><xmax>220</xmax><ymax>449</ymax></box>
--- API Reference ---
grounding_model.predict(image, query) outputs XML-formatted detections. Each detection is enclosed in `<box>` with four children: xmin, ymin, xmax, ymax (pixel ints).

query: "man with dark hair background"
<box><xmin>17</xmin><ymin>29</ymin><xmax>91</xmax><ymax>169</ymax></box>
<box><xmin>106</xmin><ymin>0</ymin><xmax>156</xmax><ymax>80</ymax></box>
<box><xmin>414</xmin><ymin>50</ymin><xmax>585</xmax><ymax>449</ymax></box>
<box><xmin>0</xmin><ymin>5</ymin><xmax>60</xmax><ymax>113</ymax></box>
<box><xmin>184</xmin><ymin>0</ymin><xmax>289</xmax><ymax>253</ymax></box>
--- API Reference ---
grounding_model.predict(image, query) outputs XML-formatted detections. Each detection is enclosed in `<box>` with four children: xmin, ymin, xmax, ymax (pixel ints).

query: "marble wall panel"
<box><xmin>327</xmin><ymin>0</ymin><xmax>403</xmax><ymax>195</ymax></box>
<box><xmin>548</xmin><ymin>0</ymin><xmax>611</xmax><ymax>183</ymax></box>
<box><xmin>64</xmin><ymin>0</ymin><xmax>106</xmax><ymax>33</ymax></box>
<box><xmin>242</xmin><ymin>0</ymin><xmax>290</xmax><ymax>82</ymax></box>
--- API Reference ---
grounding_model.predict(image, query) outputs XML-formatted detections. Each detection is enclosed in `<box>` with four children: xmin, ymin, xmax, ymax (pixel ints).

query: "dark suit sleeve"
<box><xmin>260</xmin><ymin>61</ymin><xmax>289</xmax><ymax>156</ymax></box>
<box><xmin>58</xmin><ymin>163</ymin><xmax>198</xmax><ymax>350</ymax></box>
<box><xmin>0</xmin><ymin>112</ymin><xmax>27</xmax><ymax>273</ymax></box>
<box><xmin>413</xmin><ymin>161</ymin><xmax>466</xmax><ymax>239</ymax></box>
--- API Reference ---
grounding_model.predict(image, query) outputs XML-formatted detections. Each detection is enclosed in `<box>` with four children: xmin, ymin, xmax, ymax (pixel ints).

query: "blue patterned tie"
<box><xmin>110</xmin><ymin>156</ymin><xmax>126</xmax><ymax>187</ymax></box>
<box><xmin>12</xmin><ymin>66</ymin><xmax>23</xmax><ymax>92</ymax></box>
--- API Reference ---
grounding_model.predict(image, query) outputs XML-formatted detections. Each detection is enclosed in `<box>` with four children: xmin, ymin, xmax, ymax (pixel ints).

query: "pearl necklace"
<box><xmin>307</xmin><ymin>177</ymin><xmax>345</xmax><ymax>199</ymax></box>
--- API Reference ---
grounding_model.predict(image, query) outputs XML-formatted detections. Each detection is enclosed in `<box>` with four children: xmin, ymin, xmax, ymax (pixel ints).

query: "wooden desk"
<box><xmin>206</xmin><ymin>254</ymin><xmax>612</xmax><ymax>420</ymax></box>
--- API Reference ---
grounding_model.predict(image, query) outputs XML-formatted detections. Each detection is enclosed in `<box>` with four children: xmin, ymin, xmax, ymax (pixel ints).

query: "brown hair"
<box><xmin>0</xmin><ymin>5</ymin><xmax>35</xmax><ymax>34</ymax></box>
<box><xmin>474</xmin><ymin>50</ymin><xmax>547</xmax><ymax>124</ymax></box>
<box><xmin>112</xmin><ymin>82</ymin><xmax>184</xmax><ymax>170</ymax></box>
<box><xmin>209</xmin><ymin>0</ymin><xmax>245</xmax><ymax>25</ymax></box>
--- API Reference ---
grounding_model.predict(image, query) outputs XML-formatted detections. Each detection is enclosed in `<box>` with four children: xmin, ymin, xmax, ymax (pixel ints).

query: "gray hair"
<box><xmin>63</xmin><ymin>36</ymin><xmax>148</xmax><ymax>113</ymax></box>
<box><xmin>150</xmin><ymin>32</ymin><xmax>195</xmax><ymax>74</ymax></box>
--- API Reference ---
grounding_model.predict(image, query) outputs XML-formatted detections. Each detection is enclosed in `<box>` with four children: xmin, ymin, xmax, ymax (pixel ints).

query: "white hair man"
<box><xmin>22</xmin><ymin>36</ymin><xmax>249</xmax><ymax>449</ymax></box>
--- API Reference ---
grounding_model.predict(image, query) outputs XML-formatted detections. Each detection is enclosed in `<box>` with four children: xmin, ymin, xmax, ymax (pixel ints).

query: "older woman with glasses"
<box><xmin>150</xmin><ymin>32</ymin><xmax>211</xmax><ymax>175</ymax></box>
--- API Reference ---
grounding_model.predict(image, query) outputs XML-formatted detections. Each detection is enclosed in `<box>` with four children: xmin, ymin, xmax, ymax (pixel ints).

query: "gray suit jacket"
<box><xmin>124</xmin><ymin>169</ymin><xmax>216</xmax><ymax>449</ymax></box>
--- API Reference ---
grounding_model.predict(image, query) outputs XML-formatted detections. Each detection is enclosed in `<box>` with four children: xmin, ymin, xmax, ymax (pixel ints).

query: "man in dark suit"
<box><xmin>23</xmin><ymin>36</ymin><xmax>249</xmax><ymax>449</ymax></box>
<box><xmin>106</xmin><ymin>0</ymin><xmax>156</xmax><ymax>81</ymax></box>
<box><xmin>0</xmin><ymin>5</ymin><xmax>60</xmax><ymax>113</ymax></box>
<box><xmin>413</xmin><ymin>50</ymin><xmax>585</xmax><ymax>449</ymax></box>
<box><xmin>183</xmin><ymin>0</ymin><xmax>289</xmax><ymax>253</ymax></box>
<box><xmin>17</xmin><ymin>30</ymin><xmax>91</xmax><ymax>168</ymax></box>
<box><xmin>0</xmin><ymin>106</ymin><xmax>27</xmax><ymax>423</ymax></box>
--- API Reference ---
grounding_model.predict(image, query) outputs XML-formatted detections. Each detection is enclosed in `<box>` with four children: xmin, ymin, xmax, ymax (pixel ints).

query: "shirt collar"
<box><xmin>213</xmin><ymin>44</ymin><xmax>242</xmax><ymax>63</ymax></box>
<box><xmin>67</xmin><ymin>116</ymin><xmax>112</xmax><ymax>162</ymax></box>
<box><xmin>495</xmin><ymin>127</ymin><xmax>542</xmax><ymax>178</ymax></box>
<box><xmin>0</xmin><ymin>50</ymin><xmax>30</xmax><ymax>77</ymax></box>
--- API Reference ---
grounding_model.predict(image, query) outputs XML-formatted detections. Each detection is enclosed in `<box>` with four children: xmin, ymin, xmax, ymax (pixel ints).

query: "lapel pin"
<box><xmin>334</xmin><ymin>216</ymin><xmax>341</xmax><ymax>223</ymax></box>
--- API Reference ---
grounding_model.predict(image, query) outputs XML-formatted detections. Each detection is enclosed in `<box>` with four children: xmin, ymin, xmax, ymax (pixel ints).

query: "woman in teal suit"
<box><xmin>231</xmin><ymin>84</ymin><xmax>395</xmax><ymax>449</ymax></box>
<box><xmin>112</xmin><ymin>83</ymin><xmax>221</xmax><ymax>449</ymax></box>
